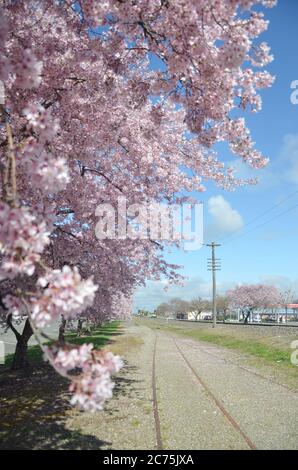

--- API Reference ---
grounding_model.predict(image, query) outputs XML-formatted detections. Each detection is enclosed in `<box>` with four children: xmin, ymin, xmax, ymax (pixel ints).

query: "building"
<box><xmin>175</xmin><ymin>312</ymin><xmax>188</xmax><ymax>320</ymax></box>
<box><xmin>187</xmin><ymin>311</ymin><xmax>213</xmax><ymax>321</ymax></box>
<box><xmin>167</xmin><ymin>311</ymin><xmax>213</xmax><ymax>321</ymax></box>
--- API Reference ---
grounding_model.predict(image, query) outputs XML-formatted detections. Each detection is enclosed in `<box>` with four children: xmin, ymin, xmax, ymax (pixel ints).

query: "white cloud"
<box><xmin>204</xmin><ymin>195</ymin><xmax>243</xmax><ymax>241</ymax></box>
<box><xmin>133</xmin><ymin>273</ymin><xmax>298</xmax><ymax>312</ymax></box>
<box><xmin>133</xmin><ymin>277</ymin><xmax>235</xmax><ymax>311</ymax></box>
<box><xmin>258</xmin><ymin>275</ymin><xmax>298</xmax><ymax>294</ymax></box>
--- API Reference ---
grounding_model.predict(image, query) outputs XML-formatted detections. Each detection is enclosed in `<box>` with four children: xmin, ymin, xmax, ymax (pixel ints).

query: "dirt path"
<box><xmin>169</xmin><ymin>335</ymin><xmax>298</xmax><ymax>449</ymax></box>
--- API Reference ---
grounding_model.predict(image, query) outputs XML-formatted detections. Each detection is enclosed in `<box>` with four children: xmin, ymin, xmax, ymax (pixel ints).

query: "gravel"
<box><xmin>175</xmin><ymin>337</ymin><xmax>298</xmax><ymax>449</ymax></box>
<box><xmin>44</xmin><ymin>320</ymin><xmax>298</xmax><ymax>450</ymax></box>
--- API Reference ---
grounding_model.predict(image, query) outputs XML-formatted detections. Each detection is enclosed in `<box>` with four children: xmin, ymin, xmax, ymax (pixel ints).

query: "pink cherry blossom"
<box><xmin>3</xmin><ymin>294</ymin><xmax>27</xmax><ymax>319</ymax></box>
<box><xmin>45</xmin><ymin>343</ymin><xmax>94</xmax><ymax>372</ymax></box>
<box><xmin>0</xmin><ymin>202</ymin><xmax>50</xmax><ymax>279</ymax></box>
<box><xmin>31</xmin><ymin>266</ymin><xmax>98</xmax><ymax>327</ymax></box>
<box><xmin>15</xmin><ymin>49</ymin><xmax>43</xmax><ymax>89</ymax></box>
<box><xmin>69</xmin><ymin>370</ymin><xmax>115</xmax><ymax>412</ymax></box>
<box><xmin>0</xmin><ymin>0</ymin><xmax>276</xmax><ymax>410</ymax></box>
<box><xmin>45</xmin><ymin>344</ymin><xmax>123</xmax><ymax>412</ymax></box>
<box><xmin>227</xmin><ymin>284</ymin><xmax>281</xmax><ymax>310</ymax></box>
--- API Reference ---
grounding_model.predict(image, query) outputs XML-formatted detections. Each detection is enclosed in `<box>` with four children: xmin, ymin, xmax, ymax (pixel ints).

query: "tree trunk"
<box><xmin>10</xmin><ymin>318</ymin><xmax>33</xmax><ymax>370</ymax></box>
<box><xmin>194</xmin><ymin>311</ymin><xmax>201</xmax><ymax>321</ymax></box>
<box><xmin>85</xmin><ymin>318</ymin><xmax>91</xmax><ymax>334</ymax></box>
<box><xmin>243</xmin><ymin>310</ymin><xmax>251</xmax><ymax>324</ymax></box>
<box><xmin>58</xmin><ymin>315</ymin><xmax>67</xmax><ymax>343</ymax></box>
<box><xmin>223</xmin><ymin>308</ymin><xmax>228</xmax><ymax>323</ymax></box>
<box><xmin>77</xmin><ymin>318</ymin><xmax>83</xmax><ymax>336</ymax></box>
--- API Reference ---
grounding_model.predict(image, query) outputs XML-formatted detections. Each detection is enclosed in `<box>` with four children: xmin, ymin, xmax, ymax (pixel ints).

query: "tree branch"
<box><xmin>6</xmin><ymin>313</ymin><xmax>21</xmax><ymax>340</ymax></box>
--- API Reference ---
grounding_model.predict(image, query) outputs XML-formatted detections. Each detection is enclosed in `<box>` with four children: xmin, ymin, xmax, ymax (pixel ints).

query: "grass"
<box><xmin>0</xmin><ymin>320</ymin><xmax>123</xmax><ymax>448</ymax></box>
<box><xmin>65</xmin><ymin>321</ymin><xmax>122</xmax><ymax>348</ymax></box>
<box><xmin>138</xmin><ymin>318</ymin><xmax>298</xmax><ymax>390</ymax></box>
<box><xmin>0</xmin><ymin>320</ymin><xmax>122</xmax><ymax>371</ymax></box>
<box><xmin>175</xmin><ymin>328</ymin><xmax>291</xmax><ymax>363</ymax></box>
<box><xmin>0</xmin><ymin>320</ymin><xmax>143</xmax><ymax>449</ymax></box>
<box><xmin>109</xmin><ymin>334</ymin><xmax>144</xmax><ymax>356</ymax></box>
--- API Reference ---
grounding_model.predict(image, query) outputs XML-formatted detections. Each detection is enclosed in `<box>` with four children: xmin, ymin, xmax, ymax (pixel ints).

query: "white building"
<box><xmin>187</xmin><ymin>311</ymin><xmax>213</xmax><ymax>321</ymax></box>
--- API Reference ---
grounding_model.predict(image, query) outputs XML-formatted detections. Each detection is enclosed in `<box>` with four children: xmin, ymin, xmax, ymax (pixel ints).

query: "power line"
<box><xmin>219</xmin><ymin>189</ymin><xmax>298</xmax><ymax>244</ymax></box>
<box><xmin>222</xmin><ymin>202</ymin><xmax>298</xmax><ymax>246</ymax></box>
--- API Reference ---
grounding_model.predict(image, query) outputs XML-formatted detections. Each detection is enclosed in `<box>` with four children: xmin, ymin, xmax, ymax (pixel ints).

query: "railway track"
<box><xmin>151</xmin><ymin>332</ymin><xmax>258</xmax><ymax>450</ymax></box>
<box><xmin>171</xmin><ymin>335</ymin><xmax>257</xmax><ymax>450</ymax></box>
<box><xmin>152</xmin><ymin>335</ymin><xmax>163</xmax><ymax>450</ymax></box>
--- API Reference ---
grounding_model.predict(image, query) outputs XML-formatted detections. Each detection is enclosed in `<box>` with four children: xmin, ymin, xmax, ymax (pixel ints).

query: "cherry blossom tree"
<box><xmin>0</xmin><ymin>0</ymin><xmax>276</xmax><ymax>410</ymax></box>
<box><xmin>190</xmin><ymin>297</ymin><xmax>210</xmax><ymax>321</ymax></box>
<box><xmin>227</xmin><ymin>284</ymin><xmax>280</xmax><ymax>323</ymax></box>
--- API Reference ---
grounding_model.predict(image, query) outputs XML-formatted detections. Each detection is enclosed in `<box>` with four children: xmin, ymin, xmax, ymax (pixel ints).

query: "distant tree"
<box><xmin>189</xmin><ymin>297</ymin><xmax>210</xmax><ymax>321</ymax></box>
<box><xmin>216</xmin><ymin>296</ymin><xmax>230</xmax><ymax>322</ymax></box>
<box><xmin>227</xmin><ymin>284</ymin><xmax>280</xmax><ymax>324</ymax></box>
<box><xmin>279</xmin><ymin>289</ymin><xmax>296</xmax><ymax>322</ymax></box>
<box><xmin>279</xmin><ymin>289</ymin><xmax>295</xmax><ymax>307</ymax></box>
<box><xmin>169</xmin><ymin>298</ymin><xmax>190</xmax><ymax>317</ymax></box>
<box><xmin>155</xmin><ymin>303</ymin><xmax>171</xmax><ymax>318</ymax></box>
<box><xmin>137</xmin><ymin>309</ymin><xmax>151</xmax><ymax>317</ymax></box>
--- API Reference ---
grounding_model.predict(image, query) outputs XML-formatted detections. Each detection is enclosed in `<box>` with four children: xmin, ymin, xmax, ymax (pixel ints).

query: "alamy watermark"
<box><xmin>95</xmin><ymin>197</ymin><xmax>203</xmax><ymax>251</ymax></box>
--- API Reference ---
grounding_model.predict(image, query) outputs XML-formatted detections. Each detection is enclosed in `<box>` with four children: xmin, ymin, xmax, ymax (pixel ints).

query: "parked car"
<box><xmin>203</xmin><ymin>315</ymin><xmax>212</xmax><ymax>321</ymax></box>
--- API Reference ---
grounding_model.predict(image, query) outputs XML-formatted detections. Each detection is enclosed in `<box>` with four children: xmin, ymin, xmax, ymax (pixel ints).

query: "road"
<box><xmin>72</xmin><ymin>320</ymin><xmax>298</xmax><ymax>450</ymax></box>
<box><xmin>0</xmin><ymin>321</ymin><xmax>59</xmax><ymax>357</ymax></box>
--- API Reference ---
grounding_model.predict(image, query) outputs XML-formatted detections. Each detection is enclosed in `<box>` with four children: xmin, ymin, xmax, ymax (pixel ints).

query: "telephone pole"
<box><xmin>207</xmin><ymin>242</ymin><xmax>221</xmax><ymax>328</ymax></box>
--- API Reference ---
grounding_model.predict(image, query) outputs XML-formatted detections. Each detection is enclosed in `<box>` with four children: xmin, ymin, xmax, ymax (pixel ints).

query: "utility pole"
<box><xmin>207</xmin><ymin>242</ymin><xmax>221</xmax><ymax>328</ymax></box>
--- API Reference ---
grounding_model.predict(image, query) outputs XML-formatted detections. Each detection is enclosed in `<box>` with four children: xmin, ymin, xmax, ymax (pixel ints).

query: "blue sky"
<box><xmin>134</xmin><ymin>0</ymin><xmax>298</xmax><ymax>311</ymax></box>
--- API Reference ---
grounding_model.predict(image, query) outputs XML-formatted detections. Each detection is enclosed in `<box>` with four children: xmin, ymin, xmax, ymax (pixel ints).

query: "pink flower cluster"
<box><xmin>15</xmin><ymin>49</ymin><xmax>43</xmax><ymax>89</ymax></box>
<box><xmin>3</xmin><ymin>294</ymin><xmax>27</xmax><ymax>319</ymax></box>
<box><xmin>21</xmin><ymin>142</ymin><xmax>70</xmax><ymax>194</ymax></box>
<box><xmin>70</xmin><ymin>352</ymin><xmax>123</xmax><ymax>412</ymax></box>
<box><xmin>0</xmin><ymin>202</ymin><xmax>50</xmax><ymax>279</ymax></box>
<box><xmin>219</xmin><ymin>37</ymin><xmax>250</xmax><ymax>70</ymax></box>
<box><xmin>31</xmin><ymin>266</ymin><xmax>98</xmax><ymax>327</ymax></box>
<box><xmin>50</xmin><ymin>343</ymin><xmax>94</xmax><ymax>370</ymax></box>
<box><xmin>227</xmin><ymin>283</ymin><xmax>280</xmax><ymax>309</ymax></box>
<box><xmin>23</xmin><ymin>105</ymin><xmax>59</xmax><ymax>143</ymax></box>
<box><xmin>45</xmin><ymin>344</ymin><xmax>123</xmax><ymax>412</ymax></box>
<box><xmin>0</xmin><ymin>0</ymin><xmax>277</xmax><ymax>412</ymax></box>
<box><xmin>27</xmin><ymin>155</ymin><xmax>70</xmax><ymax>194</ymax></box>
<box><xmin>20</xmin><ymin>106</ymin><xmax>70</xmax><ymax>193</ymax></box>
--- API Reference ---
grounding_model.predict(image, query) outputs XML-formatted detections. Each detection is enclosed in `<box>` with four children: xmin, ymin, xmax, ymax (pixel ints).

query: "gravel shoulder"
<box><xmin>69</xmin><ymin>320</ymin><xmax>297</xmax><ymax>450</ymax></box>
<box><xmin>155</xmin><ymin>332</ymin><xmax>249</xmax><ymax>449</ymax></box>
<box><xmin>174</xmin><ymin>336</ymin><xmax>298</xmax><ymax>449</ymax></box>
